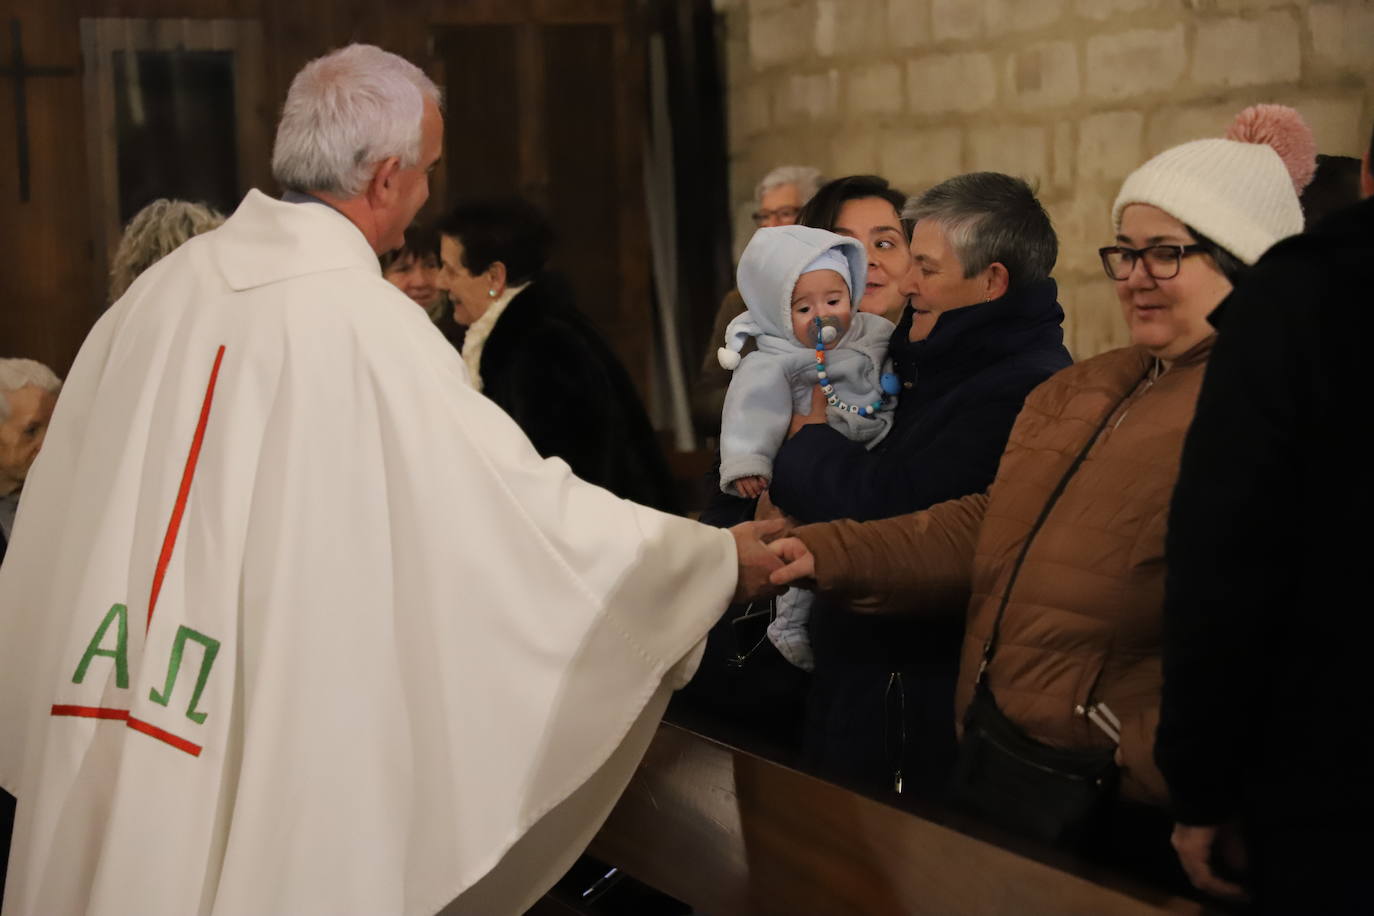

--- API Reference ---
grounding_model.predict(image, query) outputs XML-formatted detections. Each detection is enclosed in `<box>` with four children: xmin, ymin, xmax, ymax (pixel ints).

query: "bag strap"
<box><xmin>975</xmin><ymin>365</ymin><xmax>1154</xmax><ymax>687</ymax></box>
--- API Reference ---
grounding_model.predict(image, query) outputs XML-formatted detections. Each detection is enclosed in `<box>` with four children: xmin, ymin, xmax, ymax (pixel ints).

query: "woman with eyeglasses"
<box><xmin>763</xmin><ymin>106</ymin><xmax>1316</xmax><ymax>883</ymax></box>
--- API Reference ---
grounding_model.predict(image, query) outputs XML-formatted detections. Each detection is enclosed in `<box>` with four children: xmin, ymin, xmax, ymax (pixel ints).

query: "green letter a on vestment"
<box><xmin>72</xmin><ymin>602</ymin><xmax>130</xmax><ymax>689</ymax></box>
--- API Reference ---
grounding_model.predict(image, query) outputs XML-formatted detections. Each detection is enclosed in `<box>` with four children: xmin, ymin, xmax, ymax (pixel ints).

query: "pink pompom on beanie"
<box><xmin>1112</xmin><ymin>104</ymin><xmax>1317</xmax><ymax>265</ymax></box>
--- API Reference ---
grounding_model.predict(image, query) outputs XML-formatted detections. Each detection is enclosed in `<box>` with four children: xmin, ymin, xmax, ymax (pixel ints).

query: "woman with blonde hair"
<box><xmin>108</xmin><ymin>199</ymin><xmax>225</xmax><ymax>302</ymax></box>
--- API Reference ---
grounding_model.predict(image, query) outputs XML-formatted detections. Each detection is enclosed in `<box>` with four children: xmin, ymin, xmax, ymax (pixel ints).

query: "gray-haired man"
<box><xmin>0</xmin><ymin>44</ymin><xmax>781</xmax><ymax>916</ymax></box>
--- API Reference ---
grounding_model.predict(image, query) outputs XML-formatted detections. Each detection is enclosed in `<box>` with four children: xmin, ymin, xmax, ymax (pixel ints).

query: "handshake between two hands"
<box><xmin>727</xmin><ymin>387</ymin><xmax>834</xmax><ymax>603</ymax></box>
<box><xmin>729</xmin><ymin>518</ymin><xmax>815</xmax><ymax>604</ymax></box>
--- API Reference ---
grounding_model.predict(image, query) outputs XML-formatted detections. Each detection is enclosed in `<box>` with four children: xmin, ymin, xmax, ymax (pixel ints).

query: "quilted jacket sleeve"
<box><xmin>792</xmin><ymin>491</ymin><xmax>988</xmax><ymax>617</ymax></box>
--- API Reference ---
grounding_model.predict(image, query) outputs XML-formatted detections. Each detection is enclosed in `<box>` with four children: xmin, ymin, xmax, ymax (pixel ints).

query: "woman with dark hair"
<box><xmin>797</xmin><ymin>175</ymin><xmax>911</xmax><ymax>325</ymax></box>
<box><xmin>380</xmin><ymin>224</ymin><xmax>466</xmax><ymax>347</ymax></box>
<box><xmin>380</xmin><ymin>224</ymin><xmax>444</xmax><ymax>317</ymax></box>
<box><xmin>435</xmin><ymin>197</ymin><xmax>678</xmax><ymax>513</ymax></box>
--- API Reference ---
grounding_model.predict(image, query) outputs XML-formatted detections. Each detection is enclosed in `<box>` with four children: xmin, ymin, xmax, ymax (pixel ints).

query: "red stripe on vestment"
<box><xmin>50</xmin><ymin>704</ymin><xmax>129</xmax><ymax>721</ymax></box>
<box><xmin>50</xmin><ymin>705</ymin><xmax>202</xmax><ymax>756</ymax></box>
<box><xmin>126</xmin><ymin>716</ymin><xmax>202</xmax><ymax>757</ymax></box>
<box><xmin>147</xmin><ymin>345</ymin><xmax>226</xmax><ymax>631</ymax></box>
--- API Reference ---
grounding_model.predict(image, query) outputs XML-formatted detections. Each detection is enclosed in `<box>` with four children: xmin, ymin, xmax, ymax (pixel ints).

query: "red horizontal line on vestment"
<box><xmin>50</xmin><ymin>704</ymin><xmax>128</xmax><ymax>720</ymax></box>
<box><xmin>50</xmin><ymin>705</ymin><xmax>202</xmax><ymax>756</ymax></box>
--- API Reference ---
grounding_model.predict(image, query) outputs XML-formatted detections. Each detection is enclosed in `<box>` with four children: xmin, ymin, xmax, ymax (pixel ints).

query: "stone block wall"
<box><xmin>719</xmin><ymin>0</ymin><xmax>1374</xmax><ymax>357</ymax></box>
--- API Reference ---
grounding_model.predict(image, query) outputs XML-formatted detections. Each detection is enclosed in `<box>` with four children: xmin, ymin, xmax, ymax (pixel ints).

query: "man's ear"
<box><xmin>366</xmin><ymin>157</ymin><xmax>403</xmax><ymax>207</ymax></box>
<box><xmin>983</xmin><ymin>262</ymin><xmax>1010</xmax><ymax>302</ymax></box>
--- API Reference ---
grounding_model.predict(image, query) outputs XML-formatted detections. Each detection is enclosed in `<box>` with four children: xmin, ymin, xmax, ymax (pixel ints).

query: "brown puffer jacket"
<box><xmin>795</xmin><ymin>336</ymin><xmax>1213</xmax><ymax>805</ymax></box>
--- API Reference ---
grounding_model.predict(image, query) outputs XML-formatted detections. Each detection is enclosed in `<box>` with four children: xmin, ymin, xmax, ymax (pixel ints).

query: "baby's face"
<box><xmin>790</xmin><ymin>269</ymin><xmax>852</xmax><ymax>346</ymax></box>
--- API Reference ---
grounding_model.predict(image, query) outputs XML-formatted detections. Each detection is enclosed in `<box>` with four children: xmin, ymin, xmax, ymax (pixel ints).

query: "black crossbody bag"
<box><xmin>949</xmin><ymin>375</ymin><xmax>1150</xmax><ymax>847</ymax></box>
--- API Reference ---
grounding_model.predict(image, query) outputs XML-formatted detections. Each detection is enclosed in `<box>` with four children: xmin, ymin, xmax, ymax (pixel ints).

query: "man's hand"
<box><xmin>734</xmin><ymin>475</ymin><xmax>769</xmax><ymax>499</ymax></box>
<box><xmin>1171</xmin><ymin>823</ymin><xmax>1249</xmax><ymax>903</ymax></box>
<box><xmin>730</xmin><ymin>518</ymin><xmax>790</xmax><ymax>603</ymax></box>
<box><xmin>768</xmin><ymin>536</ymin><xmax>816</xmax><ymax>589</ymax></box>
<box><xmin>787</xmin><ymin>385</ymin><xmax>828</xmax><ymax>439</ymax></box>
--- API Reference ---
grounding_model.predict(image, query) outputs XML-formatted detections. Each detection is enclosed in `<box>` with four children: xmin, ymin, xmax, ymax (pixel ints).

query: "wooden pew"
<box><xmin>584</xmin><ymin>721</ymin><xmax>1213</xmax><ymax>915</ymax></box>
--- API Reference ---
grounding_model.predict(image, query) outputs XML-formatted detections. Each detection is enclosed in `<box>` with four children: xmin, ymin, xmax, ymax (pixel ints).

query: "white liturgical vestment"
<box><xmin>0</xmin><ymin>190</ymin><xmax>736</xmax><ymax>915</ymax></box>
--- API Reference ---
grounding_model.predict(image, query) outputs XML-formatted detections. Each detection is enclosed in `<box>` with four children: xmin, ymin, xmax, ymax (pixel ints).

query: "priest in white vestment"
<box><xmin>0</xmin><ymin>45</ymin><xmax>781</xmax><ymax>915</ymax></box>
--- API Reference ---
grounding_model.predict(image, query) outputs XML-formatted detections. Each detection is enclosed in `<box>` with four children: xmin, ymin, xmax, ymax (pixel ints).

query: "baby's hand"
<box><xmin>734</xmin><ymin>476</ymin><xmax>769</xmax><ymax>499</ymax></box>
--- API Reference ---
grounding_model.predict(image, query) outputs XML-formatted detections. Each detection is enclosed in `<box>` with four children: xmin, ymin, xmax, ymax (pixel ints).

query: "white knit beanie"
<box><xmin>1113</xmin><ymin>105</ymin><xmax>1317</xmax><ymax>265</ymax></box>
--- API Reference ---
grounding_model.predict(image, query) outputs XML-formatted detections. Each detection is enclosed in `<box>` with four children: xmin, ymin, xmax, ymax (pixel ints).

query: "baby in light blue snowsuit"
<box><xmin>717</xmin><ymin>225</ymin><xmax>898</xmax><ymax>671</ymax></box>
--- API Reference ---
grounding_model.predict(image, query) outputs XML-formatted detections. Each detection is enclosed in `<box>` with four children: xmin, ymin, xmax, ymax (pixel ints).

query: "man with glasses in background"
<box><xmin>751</xmin><ymin>165</ymin><xmax>824</xmax><ymax>229</ymax></box>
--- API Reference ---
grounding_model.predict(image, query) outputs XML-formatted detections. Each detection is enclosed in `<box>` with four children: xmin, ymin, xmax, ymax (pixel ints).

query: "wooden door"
<box><xmin>0</xmin><ymin>1</ymin><xmax>272</xmax><ymax>375</ymax></box>
<box><xmin>0</xmin><ymin>3</ymin><xmax>91</xmax><ymax>372</ymax></box>
<box><xmin>1</xmin><ymin>0</ymin><xmax>649</xmax><ymax>388</ymax></box>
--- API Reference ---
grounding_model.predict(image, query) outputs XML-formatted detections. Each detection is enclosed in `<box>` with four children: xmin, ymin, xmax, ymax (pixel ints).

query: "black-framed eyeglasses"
<box><xmin>1098</xmin><ymin>244</ymin><xmax>1208</xmax><ymax>281</ymax></box>
<box><xmin>752</xmin><ymin>206</ymin><xmax>800</xmax><ymax>226</ymax></box>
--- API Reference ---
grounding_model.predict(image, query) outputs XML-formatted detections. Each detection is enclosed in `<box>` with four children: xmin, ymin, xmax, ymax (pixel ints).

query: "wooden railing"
<box><xmin>580</xmin><ymin>721</ymin><xmax>1212</xmax><ymax>916</ymax></box>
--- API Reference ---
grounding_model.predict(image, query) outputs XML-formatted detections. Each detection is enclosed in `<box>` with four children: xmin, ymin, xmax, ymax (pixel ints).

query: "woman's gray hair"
<box><xmin>902</xmin><ymin>172</ymin><xmax>1058</xmax><ymax>288</ymax></box>
<box><xmin>109</xmin><ymin>199</ymin><xmax>226</xmax><ymax>302</ymax></box>
<box><xmin>271</xmin><ymin>44</ymin><xmax>442</xmax><ymax>199</ymax></box>
<box><xmin>0</xmin><ymin>359</ymin><xmax>62</xmax><ymax>421</ymax></box>
<box><xmin>755</xmin><ymin>165</ymin><xmax>825</xmax><ymax>205</ymax></box>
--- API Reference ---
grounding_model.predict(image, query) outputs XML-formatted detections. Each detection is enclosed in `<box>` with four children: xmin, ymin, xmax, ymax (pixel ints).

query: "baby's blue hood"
<box><xmin>735</xmin><ymin>226</ymin><xmax>867</xmax><ymax>343</ymax></box>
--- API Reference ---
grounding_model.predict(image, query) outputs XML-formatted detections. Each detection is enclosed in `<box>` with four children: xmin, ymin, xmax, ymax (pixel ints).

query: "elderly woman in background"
<box><xmin>0</xmin><ymin>358</ymin><xmax>62</xmax><ymax>563</ymax></box>
<box><xmin>767</xmin><ymin>172</ymin><xmax>1072</xmax><ymax>798</ymax></box>
<box><xmin>435</xmin><ymin>196</ymin><xmax>678</xmax><ymax>512</ymax></box>
<box><xmin>0</xmin><ymin>355</ymin><xmax>62</xmax><ymax>895</ymax></box>
<box><xmin>108</xmin><ymin>199</ymin><xmax>224</xmax><ymax>302</ymax></box>
<box><xmin>767</xmin><ymin>107</ymin><xmax>1316</xmax><ymax>877</ymax></box>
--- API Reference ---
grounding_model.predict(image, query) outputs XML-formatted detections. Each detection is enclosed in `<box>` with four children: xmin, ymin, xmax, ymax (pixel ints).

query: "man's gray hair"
<box><xmin>0</xmin><ymin>359</ymin><xmax>62</xmax><ymax>422</ymax></box>
<box><xmin>109</xmin><ymin>199</ymin><xmax>225</xmax><ymax>302</ymax></box>
<box><xmin>271</xmin><ymin>44</ymin><xmax>442</xmax><ymax>198</ymax></box>
<box><xmin>902</xmin><ymin>172</ymin><xmax>1058</xmax><ymax>287</ymax></box>
<box><xmin>755</xmin><ymin>165</ymin><xmax>825</xmax><ymax>205</ymax></box>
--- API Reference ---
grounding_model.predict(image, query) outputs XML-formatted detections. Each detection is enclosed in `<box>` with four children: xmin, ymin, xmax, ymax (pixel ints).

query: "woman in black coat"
<box><xmin>435</xmin><ymin>198</ymin><xmax>678</xmax><ymax>513</ymax></box>
<box><xmin>770</xmin><ymin>173</ymin><xmax>1071</xmax><ymax>799</ymax></box>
